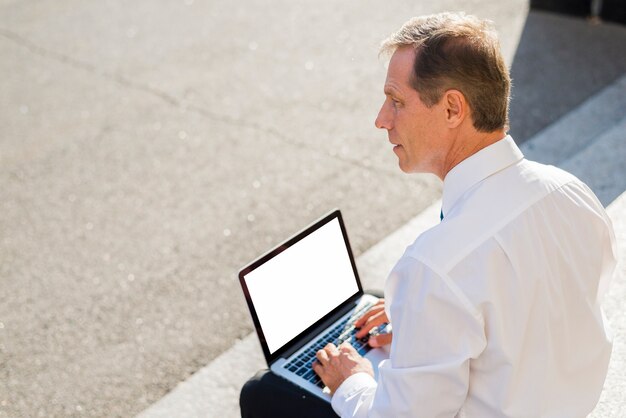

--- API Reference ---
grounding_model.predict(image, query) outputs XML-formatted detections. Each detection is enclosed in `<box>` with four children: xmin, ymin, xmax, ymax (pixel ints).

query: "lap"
<box><xmin>240</xmin><ymin>290</ymin><xmax>383</xmax><ymax>418</ymax></box>
<box><xmin>240</xmin><ymin>369</ymin><xmax>338</xmax><ymax>418</ymax></box>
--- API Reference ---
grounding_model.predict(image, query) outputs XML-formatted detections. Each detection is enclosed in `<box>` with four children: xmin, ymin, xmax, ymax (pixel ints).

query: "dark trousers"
<box><xmin>239</xmin><ymin>290</ymin><xmax>383</xmax><ymax>418</ymax></box>
<box><xmin>239</xmin><ymin>369</ymin><xmax>339</xmax><ymax>418</ymax></box>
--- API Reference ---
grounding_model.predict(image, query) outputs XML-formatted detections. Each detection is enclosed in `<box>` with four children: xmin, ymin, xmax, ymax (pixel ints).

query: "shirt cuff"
<box><xmin>331</xmin><ymin>372</ymin><xmax>377</xmax><ymax>417</ymax></box>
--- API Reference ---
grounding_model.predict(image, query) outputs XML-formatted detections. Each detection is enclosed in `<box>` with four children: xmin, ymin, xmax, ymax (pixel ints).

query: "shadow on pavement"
<box><xmin>508</xmin><ymin>10</ymin><xmax>626</xmax><ymax>144</ymax></box>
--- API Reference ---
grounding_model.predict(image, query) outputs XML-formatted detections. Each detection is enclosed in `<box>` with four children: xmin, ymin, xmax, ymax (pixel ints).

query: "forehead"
<box><xmin>385</xmin><ymin>46</ymin><xmax>416</xmax><ymax>92</ymax></box>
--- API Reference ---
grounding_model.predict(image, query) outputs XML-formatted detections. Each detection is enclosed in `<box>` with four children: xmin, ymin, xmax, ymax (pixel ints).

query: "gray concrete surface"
<box><xmin>508</xmin><ymin>11</ymin><xmax>626</xmax><ymax>142</ymax></box>
<box><xmin>522</xmin><ymin>74</ymin><xmax>626</xmax><ymax>166</ymax></box>
<box><xmin>562</xmin><ymin>116</ymin><xmax>626</xmax><ymax>206</ymax></box>
<box><xmin>523</xmin><ymin>73</ymin><xmax>626</xmax><ymax>206</ymax></box>
<box><xmin>0</xmin><ymin>1</ymin><xmax>527</xmax><ymax>417</ymax></box>
<box><xmin>2</xmin><ymin>1</ymin><xmax>625</xmax><ymax>417</ymax></box>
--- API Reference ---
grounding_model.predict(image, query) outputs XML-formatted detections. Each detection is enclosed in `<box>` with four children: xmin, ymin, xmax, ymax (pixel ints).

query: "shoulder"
<box><xmin>404</xmin><ymin>159</ymin><xmax>602</xmax><ymax>272</ymax></box>
<box><xmin>519</xmin><ymin>160</ymin><xmax>608</xmax><ymax>221</ymax></box>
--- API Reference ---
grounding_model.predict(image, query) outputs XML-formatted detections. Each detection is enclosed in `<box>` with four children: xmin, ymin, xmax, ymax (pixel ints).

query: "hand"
<box><xmin>354</xmin><ymin>299</ymin><xmax>392</xmax><ymax>347</ymax></box>
<box><xmin>312</xmin><ymin>342</ymin><xmax>374</xmax><ymax>394</ymax></box>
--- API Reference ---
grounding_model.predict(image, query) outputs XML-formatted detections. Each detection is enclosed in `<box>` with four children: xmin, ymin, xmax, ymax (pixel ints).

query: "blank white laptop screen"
<box><xmin>243</xmin><ymin>218</ymin><xmax>359</xmax><ymax>354</ymax></box>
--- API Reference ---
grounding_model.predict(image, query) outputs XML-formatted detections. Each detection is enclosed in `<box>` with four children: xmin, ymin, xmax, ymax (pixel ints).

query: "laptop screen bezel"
<box><xmin>238</xmin><ymin>209</ymin><xmax>364</xmax><ymax>365</ymax></box>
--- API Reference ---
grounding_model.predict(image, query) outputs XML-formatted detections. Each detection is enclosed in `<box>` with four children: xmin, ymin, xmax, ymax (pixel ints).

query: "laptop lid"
<box><xmin>239</xmin><ymin>209</ymin><xmax>364</xmax><ymax>365</ymax></box>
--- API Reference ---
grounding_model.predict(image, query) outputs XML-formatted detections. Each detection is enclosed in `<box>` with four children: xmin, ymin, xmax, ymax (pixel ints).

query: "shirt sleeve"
<box><xmin>331</xmin><ymin>255</ymin><xmax>487</xmax><ymax>418</ymax></box>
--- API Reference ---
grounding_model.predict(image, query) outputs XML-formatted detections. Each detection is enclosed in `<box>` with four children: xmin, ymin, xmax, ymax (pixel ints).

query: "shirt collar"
<box><xmin>441</xmin><ymin>135</ymin><xmax>524</xmax><ymax>218</ymax></box>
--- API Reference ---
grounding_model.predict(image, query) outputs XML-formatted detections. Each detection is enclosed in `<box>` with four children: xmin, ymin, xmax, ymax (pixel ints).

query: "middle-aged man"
<box><xmin>240</xmin><ymin>12</ymin><xmax>617</xmax><ymax>418</ymax></box>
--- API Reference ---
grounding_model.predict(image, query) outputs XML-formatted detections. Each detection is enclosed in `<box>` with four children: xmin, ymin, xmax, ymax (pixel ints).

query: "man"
<box><xmin>241</xmin><ymin>12</ymin><xmax>616</xmax><ymax>417</ymax></box>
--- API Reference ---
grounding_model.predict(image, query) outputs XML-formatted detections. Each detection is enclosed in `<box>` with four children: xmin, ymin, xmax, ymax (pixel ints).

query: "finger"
<box><xmin>338</xmin><ymin>341</ymin><xmax>358</xmax><ymax>355</ymax></box>
<box><xmin>354</xmin><ymin>301</ymin><xmax>384</xmax><ymax>326</ymax></box>
<box><xmin>355</xmin><ymin>311</ymin><xmax>387</xmax><ymax>337</ymax></box>
<box><xmin>368</xmin><ymin>332</ymin><xmax>392</xmax><ymax>347</ymax></box>
<box><xmin>354</xmin><ymin>304</ymin><xmax>384</xmax><ymax>327</ymax></box>
<box><xmin>312</xmin><ymin>360</ymin><xmax>323</xmax><ymax>376</ymax></box>
<box><xmin>323</xmin><ymin>343</ymin><xmax>339</xmax><ymax>355</ymax></box>
<box><xmin>315</xmin><ymin>348</ymin><xmax>330</xmax><ymax>365</ymax></box>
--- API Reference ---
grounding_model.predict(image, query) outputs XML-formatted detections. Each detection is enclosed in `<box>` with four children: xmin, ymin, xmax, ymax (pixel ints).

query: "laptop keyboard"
<box><xmin>283</xmin><ymin>302</ymin><xmax>388</xmax><ymax>388</ymax></box>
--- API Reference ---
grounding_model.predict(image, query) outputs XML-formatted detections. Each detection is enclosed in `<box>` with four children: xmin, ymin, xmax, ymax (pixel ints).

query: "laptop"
<box><xmin>239</xmin><ymin>209</ymin><xmax>390</xmax><ymax>402</ymax></box>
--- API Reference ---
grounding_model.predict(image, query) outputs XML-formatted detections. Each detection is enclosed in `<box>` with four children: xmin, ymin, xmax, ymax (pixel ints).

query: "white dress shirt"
<box><xmin>332</xmin><ymin>136</ymin><xmax>617</xmax><ymax>417</ymax></box>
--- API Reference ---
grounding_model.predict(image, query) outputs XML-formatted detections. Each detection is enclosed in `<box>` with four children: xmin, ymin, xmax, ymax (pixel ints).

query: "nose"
<box><xmin>375</xmin><ymin>100</ymin><xmax>391</xmax><ymax>130</ymax></box>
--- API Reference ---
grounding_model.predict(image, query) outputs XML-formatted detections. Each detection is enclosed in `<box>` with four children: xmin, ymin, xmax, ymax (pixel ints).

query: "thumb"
<box><xmin>369</xmin><ymin>332</ymin><xmax>392</xmax><ymax>347</ymax></box>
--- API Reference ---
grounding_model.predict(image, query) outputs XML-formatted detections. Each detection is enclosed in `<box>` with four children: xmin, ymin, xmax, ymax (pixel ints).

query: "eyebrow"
<box><xmin>384</xmin><ymin>85</ymin><xmax>402</xmax><ymax>98</ymax></box>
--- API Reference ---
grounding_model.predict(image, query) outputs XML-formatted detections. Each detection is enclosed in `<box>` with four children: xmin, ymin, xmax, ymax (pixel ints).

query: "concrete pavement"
<box><xmin>1</xmin><ymin>1</ymin><xmax>524</xmax><ymax>416</ymax></box>
<box><xmin>2</xmin><ymin>1</ymin><xmax>626</xmax><ymax>417</ymax></box>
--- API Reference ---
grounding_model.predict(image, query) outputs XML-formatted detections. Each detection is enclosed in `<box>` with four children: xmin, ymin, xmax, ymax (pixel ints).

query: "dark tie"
<box><xmin>440</xmin><ymin>209</ymin><xmax>444</xmax><ymax>221</ymax></box>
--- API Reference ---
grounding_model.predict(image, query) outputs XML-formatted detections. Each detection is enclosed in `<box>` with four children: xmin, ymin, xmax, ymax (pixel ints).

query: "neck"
<box><xmin>439</xmin><ymin>129</ymin><xmax>507</xmax><ymax>180</ymax></box>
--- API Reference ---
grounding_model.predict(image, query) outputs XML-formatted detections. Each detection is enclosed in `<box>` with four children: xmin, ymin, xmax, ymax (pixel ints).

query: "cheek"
<box><xmin>401</xmin><ymin>117</ymin><xmax>425</xmax><ymax>142</ymax></box>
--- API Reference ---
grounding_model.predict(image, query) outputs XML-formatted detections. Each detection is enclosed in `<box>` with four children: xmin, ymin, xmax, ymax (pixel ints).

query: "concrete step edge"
<box><xmin>560</xmin><ymin>116</ymin><xmax>626</xmax><ymax>207</ymax></box>
<box><xmin>522</xmin><ymin>73</ymin><xmax>626</xmax><ymax>166</ymax></box>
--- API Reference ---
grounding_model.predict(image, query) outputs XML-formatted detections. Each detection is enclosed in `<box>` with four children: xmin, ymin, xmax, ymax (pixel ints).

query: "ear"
<box><xmin>443</xmin><ymin>89</ymin><xmax>466</xmax><ymax>128</ymax></box>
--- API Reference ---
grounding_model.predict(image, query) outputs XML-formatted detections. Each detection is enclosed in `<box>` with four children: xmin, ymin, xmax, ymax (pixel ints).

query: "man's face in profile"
<box><xmin>375</xmin><ymin>46</ymin><xmax>447</xmax><ymax>175</ymax></box>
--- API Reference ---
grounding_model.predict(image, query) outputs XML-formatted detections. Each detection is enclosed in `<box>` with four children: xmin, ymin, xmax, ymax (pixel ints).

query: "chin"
<box><xmin>397</xmin><ymin>161</ymin><xmax>412</xmax><ymax>173</ymax></box>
